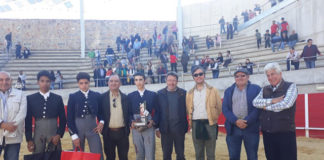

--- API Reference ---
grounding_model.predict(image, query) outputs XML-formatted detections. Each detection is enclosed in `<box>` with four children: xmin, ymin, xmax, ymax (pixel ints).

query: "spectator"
<box><xmin>15</xmin><ymin>42</ymin><xmax>22</xmax><ymax>59</ymax></box>
<box><xmin>127</xmin><ymin>65</ymin><xmax>135</xmax><ymax>85</ymax></box>
<box><xmin>105</xmin><ymin>45</ymin><xmax>115</xmax><ymax>66</ymax></box>
<box><xmin>233</xmin><ymin>16</ymin><xmax>239</xmax><ymax>33</ymax></box>
<box><xmin>215</xmin><ymin>34</ymin><xmax>222</xmax><ymax>48</ymax></box>
<box><xmin>288</xmin><ymin>30</ymin><xmax>298</xmax><ymax>48</ymax></box>
<box><xmin>188</xmin><ymin>36</ymin><xmax>196</xmax><ymax>55</ymax></box>
<box><xmin>255</xmin><ymin>29</ymin><xmax>262</xmax><ymax>49</ymax></box>
<box><xmin>105</xmin><ymin>67</ymin><xmax>113</xmax><ymax>83</ymax></box>
<box><xmin>147</xmin><ymin>60</ymin><xmax>155</xmax><ymax>84</ymax></box>
<box><xmin>300</xmin><ymin>39</ymin><xmax>322</xmax><ymax>68</ymax></box>
<box><xmin>201</xmin><ymin>55</ymin><xmax>211</xmax><ymax>70</ymax></box>
<box><xmin>88</xmin><ymin>49</ymin><xmax>95</xmax><ymax>67</ymax></box>
<box><xmin>119</xmin><ymin>64</ymin><xmax>128</xmax><ymax>85</ymax></box>
<box><xmin>286</xmin><ymin>47</ymin><xmax>299</xmax><ymax>71</ymax></box>
<box><xmin>216</xmin><ymin>52</ymin><xmax>224</xmax><ymax>64</ymax></box>
<box><xmin>248</xmin><ymin>10</ymin><xmax>256</xmax><ymax>19</ymax></box>
<box><xmin>136</xmin><ymin>63</ymin><xmax>145</xmax><ymax>74</ymax></box>
<box><xmin>254</xmin><ymin>4</ymin><xmax>261</xmax><ymax>14</ymax></box>
<box><xmin>281</xmin><ymin>32</ymin><xmax>289</xmax><ymax>49</ymax></box>
<box><xmin>5</xmin><ymin>31</ymin><xmax>12</xmax><ymax>54</ymax></box>
<box><xmin>271</xmin><ymin>32</ymin><xmax>282</xmax><ymax>52</ymax></box>
<box><xmin>171</xmin><ymin>24</ymin><xmax>178</xmax><ymax>40</ymax></box>
<box><xmin>181</xmin><ymin>52</ymin><xmax>190</xmax><ymax>73</ymax></box>
<box><xmin>244</xmin><ymin>58</ymin><xmax>254</xmax><ymax>74</ymax></box>
<box><xmin>55</xmin><ymin>70</ymin><xmax>63</xmax><ymax>89</ymax></box>
<box><xmin>50</xmin><ymin>70</ymin><xmax>56</xmax><ymax>90</ymax></box>
<box><xmin>270</xmin><ymin>20</ymin><xmax>279</xmax><ymax>38</ymax></box>
<box><xmin>182</xmin><ymin>36</ymin><xmax>189</xmax><ymax>48</ymax></box>
<box><xmin>206</xmin><ymin>36</ymin><xmax>214</xmax><ymax>49</ymax></box>
<box><xmin>264</xmin><ymin>30</ymin><xmax>271</xmax><ymax>48</ymax></box>
<box><xmin>192</xmin><ymin>56</ymin><xmax>201</xmax><ymax>71</ymax></box>
<box><xmin>133</xmin><ymin>39</ymin><xmax>141</xmax><ymax>58</ymax></box>
<box><xmin>160</xmin><ymin>52</ymin><xmax>169</xmax><ymax>72</ymax></box>
<box><xmin>241</xmin><ymin>10</ymin><xmax>249</xmax><ymax>23</ymax></box>
<box><xmin>227</xmin><ymin>22</ymin><xmax>234</xmax><ymax>40</ymax></box>
<box><xmin>120</xmin><ymin>36</ymin><xmax>126</xmax><ymax>53</ymax></box>
<box><xmin>281</xmin><ymin>17</ymin><xmax>289</xmax><ymax>39</ymax></box>
<box><xmin>98</xmin><ymin>65</ymin><xmax>106</xmax><ymax>87</ymax></box>
<box><xmin>147</xmin><ymin>38</ymin><xmax>153</xmax><ymax>57</ymax></box>
<box><xmin>116</xmin><ymin>34</ymin><xmax>122</xmax><ymax>53</ymax></box>
<box><xmin>157</xmin><ymin>64</ymin><xmax>167</xmax><ymax>83</ymax></box>
<box><xmin>170</xmin><ymin>53</ymin><xmax>178</xmax><ymax>73</ymax></box>
<box><xmin>141</xmin><ymin>39</ymin><xmax>147</xmax><ymax>49</ymax></box>
<box><xmin>23</xmin><ymin>47</ymin><xmax>30</xmax><ymax>59</ymax></box>
<box><xmin>93</xmin><ymin>66</ymin><xmax>99</xmax><ymax>87</ymax></box>
<box><xmin>153</xmin><ymin>26</ymin><xmax>157</xmax><ymax>47</ymax></box>
<box><xmin>95</xmin><ymin>49</ymin><xmax>101</xmax><ymax>65</ymax></box>
<box><xmin>237</xmin><ymin>63</ymin><xmax>244</xmax><ymax>70</ymax></box>
<box><xmin>209</xmin><ymin>58</ymin><xmax>220</xmax><ymax>78</ymax></box>
<box><xmin>223</xmin><ymin>50</ymin><xmax>233</xmax><ymax>68</ymax></box>
<box><xmin>18</xmin><ymin>70</ymin><xmax>26</xmax><ymax>90</ymax></box>
<box><xmin>162</xmin><ymin>25</ymin><xmax>168</xmax><ymax>42</ymax></box>
<box><xmin>270</xmin><ymin>0</ymin><xmax>277</xmax><ymax>7</ymax></box>
<box><xmin>219</xmin><ymin>16</ymin><xmax>226</xmax><ymax>34</ymax></box>
<box><xmin>15</xmin><ymin>77</ymin><xmax>23</xmax><ymax>90</ymax></box>
<box><xmin>135</xmin><ymin>33</ymin><xmax>141</xmax><ymax>42</ymax></box>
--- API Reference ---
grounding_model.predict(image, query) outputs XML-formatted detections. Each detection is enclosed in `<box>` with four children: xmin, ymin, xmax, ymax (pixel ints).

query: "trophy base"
<box><xmin>134</xmin><ymin>122</ymin><xmax>147</xmax><ymax>127</ymax></box>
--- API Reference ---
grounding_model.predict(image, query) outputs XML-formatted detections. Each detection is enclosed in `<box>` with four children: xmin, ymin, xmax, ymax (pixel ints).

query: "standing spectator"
<box><xmin>209</xmin><ymin>58</ymin><xmax>220</xmax><ymax>78</ymax></box>
<box><xmin>182</xmin><ymin>36</ymin><xmax>189</xmax><ymax>48</ymax></box>
<box><xmin>300</xmin><ymin>39</ymin><xmax>322</xmax><ymax>68</ymax></box>
<box><xmin>281</xmin><ymin>32</ymin><xmax>289</xmax><ymax>50</ymax></box>
<box><xmin>155</xmin><ymin>72</ymin><xmax>188</xmax><ymax>160</ymax></box>
<box><xmin>171</xmin><ymin>24</ymin><xmax>178</xmax><ymax>40</ymax></box>
<box><xmin>223</xmin><ymin>50</ymin><xmax>233</xmax><ymax>68</ymax></box>
<box><xmin>98</xmin><ymin>65</ymin><xmax>106</xmax><ymax>87</ymax></box>
<box><xmin>55</xmin><ymin>70</ymin><xmax>63</xmax><ymax>89</ymax></box>
<box><xmin>255</xmin><ymin>29</ymin><xmax>262</xmax><ymax>49</ymax></box>
<box><xmin>270</xmin><ymin>20</ymin><xmax>279</xmax><ymax>38</ymax></box>
<box><xmin>253</xmin><ymin>62</ymin><xmax>298</xmax><ymax>160</ymax></box>
<box><xmin>264</xmin><ymin>30</ymin><xmax>271</xmax><ymax>48</ymax></box>
<box><xmin>15</xmin><ymin>77</ymin><xmax>23</xmax><ymax>90</ymax></box>
<box><xmin>254</xmin><ymin>4</ymin><xmax>261</xmax><ymax>14</ymax></box>
<box><xmin>233</xmin><ymin>16</ymin><xmax>239</xmax><ymax>33</ymax></box>
<box><xmin>105</xmin><ymin>45</ymin><xmax>115</xmax><ymax>66</ymax></box>
<box><xmin>127</xmin><ymin>65</ymin><xmax>135</xmax><ymax>85</ymax></box>
<box><xmin>133</xmin><ymin>39</ymin><xmax>141</xmax><ymax>58</ymax></box>
<box><xmin>219</xmin><ymin>16</ymin><xmax>226</xmax><ymax>34</ymax></box>
<box><xmin>99</xmin><ymin>75</ymin><xmax>130</xmax><ymax>160</ymax></box>
<box><xmin>25</xmin><ymin>71</ymin><xmax>66</xmax><ymax>156</ymax></box>
<box><xmin>215</xmin><ymin>34</ymin><xmax>222</xmax><ymax>48</ymax></box>
<box><xmin>88</xmin><ymin>49</ymin><xmax>96</xmax><ymax>67</ymax></box>
<box><xmin>186</xmin><ymin>66</ymin><xmax>222</xmax><ymax>160</ymax></box>
<box><xmin>241</xmin><ymin>10</ymin><xmax>249</xmax><ymax>23</ymax></box>
<box><xmin>93</xmin><ymin>66</ymin><xmax>99</xmax><ymax>87</ymax></box>
<box><xmin>244</xmin><ymin>59</ymin><xmax>254</xmax><ymax>75</ymax></box>
<box><xmin>50</xmin><ymin>70</ymin><xmax>55</xmax><ymax>90</ymax></box>
<box><xmin>170</xmin><ymin>53</ymin><xmax>178</xmax><ymax>73</ymax></box>
<box><xmin>67</xmin><ymin>72</ymin><xmax>104</xmax><ymax>160</ymax></box>
<box><xmin>271</xmin><ymin>33</ymin><xmax>282</xmax><ymax>53</ymax></box>
<box><xmin>5</xmin><ymin>31</ymin><xmax>12</xmax><ymax>54</ymax></box>
<box><xmin>288</xmin><ymin>30</ymin><xmax>298</xmax><ymax>48</ymax></box>
<box><xmin>188</xmin><ymin>37</ymin><xmax>196</xmax><ymax>55</ymax></box>
<box><xmin>281</xmin><ymin>17</ymin><xmax>289</xmax><ymax>39</ymax></box>
<box><xmin>223</xmin><ymin>68</ymin><xmax>261</xmax><ymax>160</ymax></box>
<box><xmin>119</xmin><ymin>64</ymin><xmax>128</xmax><ymax>85</ymax></box>
<box><xmin>0</xmin><ymin>71</ymin><xmax>26</xmax><ymax>160</ymax></box>
<box><xmin>270</xmin><ymin>0</ymin><xmax>277</xmax><ymax>7</ymax></box>
<box><xmin>153</xmin><ymin>26</ymin><xmax>157</xmax><ymax>47</ymax></box>
<box><xmin>163</xmin><ymin>25</ymin><xmax>169</xmax><ymax>42</ymax></box>
<box><xmin>181</xmin><ymin>52</ymin><xmax>190</xmax><ymax>73</ymax></box>
<box><xmin>128</xmin><ymin>73</ymin><xmax>157</xmax><ymax>160</ymax></box>
<box><xmin>18</xmin><ymin>71</ymin><xmax>26</xmax><ymax>90</ymax></box>
<box><xmin>116</xmin><ymin>35</ymin><xmax>122</xmax><ymax>53</ymax></box>
<box><xmin>157</xmin><ymin>64</ymin><xmax>167</xmax><ymax>83</ymax></box>
<box><xmin>95</xmin><ymin>49</ymin><xmax>101</xmax><ymax>65</ymax></box>
<box><xmin>147</xmin><ymin>38</ymin><xmax>153</xmax><ymax>57</ymax></box>
<box><xmin>227</xmin><ymin>23</ymin><xmax>234</xmax><ymax>40</ymax></box>
<box><xmin>160</xmin><ymin>52</ymin><xmax>169</xmax><ymax>73</ymax></box>
<box><xmin>15</xmin><ymin>42</ymin><xmax>22</xmax><ymax>59</ymax></box>
<box><xmin>286</xmin><ymin>47</ymin><xmax>299</xmax><ymax>71</ymax></box>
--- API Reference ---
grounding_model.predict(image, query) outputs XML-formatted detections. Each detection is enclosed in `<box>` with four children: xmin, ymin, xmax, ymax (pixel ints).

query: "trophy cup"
<box><xmin>134</xmin><ymin>101</ymin><xmax>148</xmax><ymax>127</ymax></box>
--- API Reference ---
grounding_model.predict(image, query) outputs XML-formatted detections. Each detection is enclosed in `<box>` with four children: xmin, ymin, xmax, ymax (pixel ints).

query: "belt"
<box><xmin>109</xmin><ymin>127</ymin><xmax>124</xmax><ymax>131</ymax></box>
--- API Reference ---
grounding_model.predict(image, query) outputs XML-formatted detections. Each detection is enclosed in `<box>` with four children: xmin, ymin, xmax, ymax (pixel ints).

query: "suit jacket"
<box><xmin>99</xmin><ymin>90</ymin><xmax>130</xmax><ymax>136</ymax></box>
<box><xmin>67</xmin><ymin>90</ymin><xmax>102</xmax><ymax>136</ymax></box>
<box><xmin>25</xmin><ymin>92</ymin><xmax>66</xmax><ymax>142</ymax></box>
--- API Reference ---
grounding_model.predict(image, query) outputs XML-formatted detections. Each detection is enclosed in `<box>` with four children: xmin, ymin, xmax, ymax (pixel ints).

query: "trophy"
<box><xmin>134</xmin><ymin>101</ymin><xmax>148</xmax><ymax>127</ymax></box>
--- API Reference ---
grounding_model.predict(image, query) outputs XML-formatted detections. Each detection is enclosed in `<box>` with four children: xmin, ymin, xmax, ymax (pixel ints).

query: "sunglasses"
<box><xmin>235</xmin><ymin>74</ymin><xmax>246</xmax><ymax>78</ymax></box>
<box><xmin>113</xmin><ymin>98</ymin><xmax>116</xmax><ymax>108</ymax></box>
<box><xmin>193</xmin><ymin>72</ymin><xmax>204</xmax><ymax>77</ymax></box>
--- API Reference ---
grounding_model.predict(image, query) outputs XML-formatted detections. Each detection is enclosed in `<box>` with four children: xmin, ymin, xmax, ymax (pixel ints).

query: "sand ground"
<box><xmin>13</xmin><ymin>132</ymin><xmax>324</xmax><ymax>160</ymax></box>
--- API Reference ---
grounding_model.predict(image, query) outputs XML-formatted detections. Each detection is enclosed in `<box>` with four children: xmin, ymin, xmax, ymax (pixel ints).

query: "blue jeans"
<box><xmin>305</xmin><ymin>60</ymin><xmax>315</xmax><ymax>68</ymax></box>
<box><xmin>212</xmin><ymin>70</ymin><xmax>219</xmax><ymax>78</ymax></box>
<box><xmin>226</xmin><ymin>126</ymin><xmax>259</xmax><ymax>160</ymax></box>
<box><xmin>221</xmin><ymin>24</ymin><xmax>226</xmax><ymax>34</ymax></box>
<box><xmin>0</xmin><ymin>143</ymin><xmax>20</xmax><ymax>160</ymax></box>
<box><xmin>271</xmin><ymin>43</ymin><xmax>280</xmax><ymax>52</ymax></box>
<box><xmin>288</xmin><ymin>40</ymin><xmax>297</xmax><ymax>48</ymax></box>
<box><xmin>106</xmin><ymin>55</ymin><xmax>113</xmax><ymax>66</ymax></box>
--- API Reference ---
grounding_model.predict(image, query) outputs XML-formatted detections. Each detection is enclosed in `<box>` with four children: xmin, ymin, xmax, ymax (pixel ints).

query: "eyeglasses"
<box><xmin>113</xmin><ymin>98</ymin><xmax>116</xmax><ymax>108</ymax></box>
<box><xmin>193</xmin><ymin>72</ymin><xmax>204</xmax><ymax>78</ymax></box>
<box><xmin>235</xmin><ymin>75</ymin><xmax>246</xmax><ymax>78</ymax></box>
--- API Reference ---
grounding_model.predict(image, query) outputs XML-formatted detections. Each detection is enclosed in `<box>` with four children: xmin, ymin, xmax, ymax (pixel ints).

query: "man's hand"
<box><xmin>93</xmin><ymin>123</ymin><xmax>104</xmax><ymax>134</ymax></box>
<box><xmin>27</xmin><ymin>141</ymin><xmax>35</xmax><ymax>152</ymax></box>
<box><xmin>235</xmin><ymin>119</ymin><xmax>247</xmax><ymax>129</ymax></box>
<box><xmin>147</xmin><ymin>120</ymin><xmax>154</xmax><ymax>128</ymax></box>
<box><xmin>50</xmin><ymin>134</ymin><xmax>61</xmax><ymax>146</ymax></box>
<box><xmin>1</xmin><ymin>122</ymin><xmax>17</xmax><ymax>132</ymax></box>
<box><xmin>72</xmin><ymin>138</ymin><xmax>81</xmax><ymax>148</ymax></box>
<box><xmin>131</xmin><ymin>121</ymin><xmax>136</xmax><ymax>129</ymax></box>
<box><xmin>271</xmin><ymin>95</ymin><xmax>284</xmax><ymax>104</ymax></box>
<box><xmin>155</xmin><ymin>130</ymin><xmax>161</xmax><ymax>138</ymax></box>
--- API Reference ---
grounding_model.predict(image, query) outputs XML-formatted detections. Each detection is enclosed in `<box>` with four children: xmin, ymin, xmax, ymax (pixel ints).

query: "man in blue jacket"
<box><xmin>222</xmin><ymin>68</ymin><xmax>261</xmax><ymax>160</ymax></box>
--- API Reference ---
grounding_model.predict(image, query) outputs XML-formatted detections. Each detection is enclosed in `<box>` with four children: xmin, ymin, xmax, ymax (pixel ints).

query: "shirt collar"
<box><xmin>80</xmin><ymin>90</ymin><xmax>89</xmax><ymax>98</ymax></box>
<box><xmin>39</xmin><ymin>90</ymin><xmax>50</xmax><ymax>100</ymax></box>
<box><xmin>271</xmin><ymin>80</ymin><xmax>282</xmax><ymax>91</ymax></box>
<box><xmin>138</xmin><ymin>89</ymin><xmax>145</xmax><ymax>97</ymax></box>
<box><xmin>0</xmin><ymin>88</ymin><xmax>11</xmax><ymax>98</ymax></box>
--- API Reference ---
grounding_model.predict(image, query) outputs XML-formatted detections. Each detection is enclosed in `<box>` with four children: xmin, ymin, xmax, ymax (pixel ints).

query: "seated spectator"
<box><xmin>192</xmin><ymin>56</ymin><xmax>201</xmax><ymax>71</ymax></box>
<box><xmin>23</xmin><ymin>47</ymin><xmax>30</xmax><ymax>59</ymax></box>
<box><xmin>248</xmin><ymin>10</ymin><xmax>256</xmax><ymax>19</ymax></box>
<box><xmin>216</xmin><ymin>52</ymin><xmax>224</xmax><ymax>64</ymax></box>
<box><xmin>286</xmin><ymin>47</ymin><xmax>300</xmax><ymax>71</ymax></box>
<box><xmin>147</xmin><ymin>60</ymin><xmax>155</xmax><ymax>84</ymax></box>
<box><xmin>270</xmin><ymin>0</ymin><xmax>277</xmax><ymax>7</ymax></box>
<box><xmin>105</xmin><ymin>67</ymin><xmax>113</xmax><ymax>83</ymax></box>
<box><xmin>120</xmin><ymin>57</ymin><xmax>128</xmax><ymax>66</ymax></box>
<box><xmin>288</xmin><ymin>30</ymin><xmax>298</xmax><ymax>48</ymax></box>
<box><xmin>105</xmin><ymin>45</ymin><xmax>115</xmax><ymax>66</ymax></box>
<box><xmin>55</xmin><ymin>70</ymin><xmax>63</xmax><ymax>89</ymax></box>
<box><xmin>254</xmin><ymin>4</ymin><xmax>261</xmax><ymax>14</ymax></box>
<box><xmin>18</xmin><ymin>70</ymin><xmax>26</xmax><ymax>90</ymax></box>
<box><xmin>206</xmin><ymin>36</ymin><xmax>214</xmax><ymax>49</ymax></box>
<box><xmin>223</xmin><ymin>50</ymin><xmax>233</xmax><ymax>68</ymax></box>
<box><xmin>50</xmin><ymin>70</ymin><xmax>55</xmax><ymax>90</ymax></box>
<box><xmin>15</xmin><ymin>77</ymin><xmax>23</xmax><ymax>90</ymax></box>
<box><xmin>136</xmin><ymin>63</ymin><xmax>145</xmax><ymax>74</ymax></box>
<box><xmin>271</xmin><ymin>32</ymin><xmax>282</xmax><ymax>52</ymax></box>
<box><xmin>157</xmin><ymin>63</ymin><xmax>167</xmax><ymax>83</ymax></box>
<box><xmin>95</xmin><ymin>49</ymin><xmax>101</xmax><ymax>65</ymax></box>
<box><xmin>237</xmin><ymin>63</ymin><xmax>244</xmax><ymax>70</ymax></box>
<box><xmin>244</xmin><ymin>58</ymin><xmax>254</xmax><ymax>74</ymax></box>
<box><xmin>215</xmin><ymin>34</ymin><xmax>222</xmax><ymax>48</ymax></box>
<box><xmin>201</xmin><ymin>55</ymin><xmax>211</xmax><ymax>70</ymax></box>
<box><xmin>209</xmin><ymin>58</ymin><xmax>220</xmax><ymax>79</ymax></box>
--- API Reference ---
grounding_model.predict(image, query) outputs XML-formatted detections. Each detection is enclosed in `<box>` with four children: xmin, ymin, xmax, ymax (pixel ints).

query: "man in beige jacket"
<box><xmin>186</xmin><ymin>66</ymin><xmax>222</xmax><ymax>160</ymax></box>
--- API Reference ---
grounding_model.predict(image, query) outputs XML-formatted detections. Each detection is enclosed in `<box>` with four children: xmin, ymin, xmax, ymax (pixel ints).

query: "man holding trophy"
<box><xmin>127</xmin><ymin>72</ymin><xmax>158</xmax><ymax>160</ymax></box>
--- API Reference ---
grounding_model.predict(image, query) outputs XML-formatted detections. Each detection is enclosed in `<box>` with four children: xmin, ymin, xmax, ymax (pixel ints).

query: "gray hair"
<box><xmin>264</xmin><ymin>62</ymin><xmax>282</xmax><ymax>74</ymax></box>
<box><xmin>0</xmin><ymin>71</ymin><xmax>11</xmax><ymax>79</ymax></box>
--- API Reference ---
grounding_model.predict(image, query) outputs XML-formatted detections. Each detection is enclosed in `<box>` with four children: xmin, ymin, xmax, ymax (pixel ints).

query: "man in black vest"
<box><xmin>253</xmin><ymin>62</ymin><xmax>298</xmax><ymax>160</ymax></box>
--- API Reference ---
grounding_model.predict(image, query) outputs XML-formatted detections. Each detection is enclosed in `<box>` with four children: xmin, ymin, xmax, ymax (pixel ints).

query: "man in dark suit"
<box><xmin>128</xmin><ymin>73</ymin><xmax>158</xmax><ymax>160</ymax></box>
<box><xmin>98</xmin><ymin>64</ymin><xmax>106</xmax><ymax>87</ymax></box>
<box><xmin>25</xmin><ymin>70</ymin><xmax>66</xmax><ymax>154</ymax></box>
<box><xmin>99</xmin><ymin>74</ymin><xmax>130</xmax><ymax>160</ymax></box>
<box><xmin>155</xmin><ymin>72</ymin><xmax>188</xmax><ymax>160</ymax></box>
<box><xmin>93</xmin><ymin>66</ymin><xmax>99</xmax><ymax>87</ymax></box>
<box><xmin>67</xmin><ymin>72</ymin><xmax>104</xmax><ymax>160</ymax></box>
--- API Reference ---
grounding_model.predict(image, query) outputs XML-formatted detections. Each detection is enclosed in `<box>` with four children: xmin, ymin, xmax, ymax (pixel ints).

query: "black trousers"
<box><xmin>262</xmin><ymin>131</ymin><xmax>297</xmax><ymax>160</ymax></box>
<box><xmin>103</xmin><ymin>128</ymin><xmax>129</xmax><ymax>160</ymax></box>
<box><xmin>265</xmin><ymin>39</ymin><xmax>271</xmax><ymax>48</ymax></box>
<box><xmin>257</xmin><ymin>39</ymin><xmax>262</xmax><ymax>49</ymax></box>
<box><xmin>227</xmin><ymin>31</ymin><xmax>233</xmax><ymax>40</ymax></box>
<box><xmin>161</xmin><ymin>132</ymin><xmax>186</xmax><ymax>160</ymax></box>
<box><xmin>182</xmin><ymin>63</ymin><xmax>188</xmax><ymax>73</ymax></box>
<box><xmin>171</xmin><ymin>63</ymin><xmax>177</xmax><ymax>72</ymax></box>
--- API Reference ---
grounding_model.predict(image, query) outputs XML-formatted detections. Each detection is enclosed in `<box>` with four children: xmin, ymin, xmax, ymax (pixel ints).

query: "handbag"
<box><xmin>61</xmin><ymin>147</ymin><xmax>101</xmax><ymax>160</ymax></box>
<box><xmin>24</xmin><ymin>142</ymin><xmax>61</xmax><ymax>160</ymax></box>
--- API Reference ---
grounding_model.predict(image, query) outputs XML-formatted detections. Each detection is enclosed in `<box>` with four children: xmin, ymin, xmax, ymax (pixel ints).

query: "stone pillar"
<box><xmin>80</xmin><ymin>0</ymin><xmax>85</xmax><ymax>58</ymax></box>
<box><xmin>177</xmin><ymin>0</ymin><xmax>183</xmax><ymax>49</ymax></box>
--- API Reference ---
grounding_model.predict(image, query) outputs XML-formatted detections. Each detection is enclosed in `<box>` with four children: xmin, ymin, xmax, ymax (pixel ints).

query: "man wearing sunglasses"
<box><xmin>99</xmin><ymin>74</ymin><xmax>130</xmax><ymax>160</ymax></box>
<box><xmin>222</xmin><ymin>68</ymin><xmax>261</xmax><ymax>160</ymax></box>
<box><xmin>186</xmin><ymin>66</ymin><xmax>222</xmax><ymax>160</ymax></box>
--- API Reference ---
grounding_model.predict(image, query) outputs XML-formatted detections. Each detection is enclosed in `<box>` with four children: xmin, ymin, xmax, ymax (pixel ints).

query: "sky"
<box><xmin>0</xmin><ymin>0</ymin><xmax>211</xmax><ymax>21</ymax></box>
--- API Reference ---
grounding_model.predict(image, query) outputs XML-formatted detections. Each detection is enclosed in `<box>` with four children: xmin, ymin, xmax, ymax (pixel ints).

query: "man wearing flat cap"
<box><xmin>186</xmin><ymin>66</ymin><xmax>222</xmax><ymax>160</ymax></box>
<box><xmin>222</xmin><ymin>68</ymin><xmax>261</xmax><ymax>160</ymax></box>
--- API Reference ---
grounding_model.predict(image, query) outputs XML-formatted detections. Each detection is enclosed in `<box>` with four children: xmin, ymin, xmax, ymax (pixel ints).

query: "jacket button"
<box><xmin>44</xmin><ymin>107</ymin><xmax>46</xmax><ymax>110</ymax></box>
<box><xmin>81</xmin><ymin>115</ymin><xmax>84</xmax><ymax>117</ymax></box>
<box><xmin>83</xmin><ymin>110</ymin><xmax>85</xmax><ymax>112</ymax></box>
<box><xmin>85</xmin><ymin>101</ymin><xmax>88</xmax><ymax>104</ymax></box>
<box><xmin>43</xmin><ymin>116</ymin><xmax>46</xmax><ymax>118</ymax></box>
<box><xmin>43</xmin><ymin>111</ymin><xmax>45</xmax><ymax>114</ymax></box>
